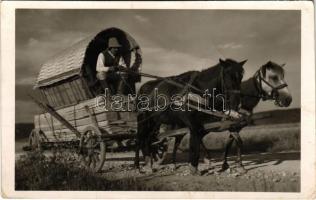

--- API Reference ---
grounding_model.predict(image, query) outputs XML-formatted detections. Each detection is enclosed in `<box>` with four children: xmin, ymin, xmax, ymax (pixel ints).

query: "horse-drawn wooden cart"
<box><xmin>29</xmin><ymin>28</ymin><xmax>143</xmax><ymax>172</ymax></box>
<box><xmin>29</xmin><ymin>27</ymin><xmax>245</xmax><ymax>173</ymax></box>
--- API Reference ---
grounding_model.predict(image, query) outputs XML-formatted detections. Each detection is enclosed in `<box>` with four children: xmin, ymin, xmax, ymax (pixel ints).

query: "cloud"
<box><xmin>16</xmin><ymin>30</ymin><xmax>90</xmax><ymax>85</ymax></box>
<box><xmin>141</xmin><ymin>40</ymin><xmax>216</xmax><ymax>78</ymax></box>
<box><xmin>16</xmin><ymin>77</ymin><xmax>36</xmax><ymax>85</ymax></box>
<box><xmin>134</xmin><ymin>14</ymin><xmax>149</xmax><ymax>23</ymax></box>
<box><xmin>246</xmin><ymin>33</ymin><xmax>257</xmax><ymax>38</ymax></box>
<box><xmin>218</xmin><ymin>42</ymin><xmax>244</xmax><ymax>49</ymax></box>
<box><xmin>15</xmin><ymin>100</ymin><xmax>39</xmax><ymax>123</ymax></box>
<box><xmin>27</xmin><ymin>38</ymin><xmax>40</xmax><ymax>47</ymax></box>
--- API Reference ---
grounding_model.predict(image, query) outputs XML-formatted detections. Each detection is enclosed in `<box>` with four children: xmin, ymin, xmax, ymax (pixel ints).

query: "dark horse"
<box><xmin>135</xmin><ymin>58</ymin><xmax>247</xmax><ymax>174</ymax></box>
<box><xmin>171</xmin><ymin>61</ymin><xmax>292</xmax><ymax>173</ymax></box>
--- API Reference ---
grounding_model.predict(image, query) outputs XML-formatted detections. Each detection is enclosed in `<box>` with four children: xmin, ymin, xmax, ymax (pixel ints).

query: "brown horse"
<box><xmin>135</xmin><ymin>58</ymin><xmax>246</xmax><ymax>175</ymax></box>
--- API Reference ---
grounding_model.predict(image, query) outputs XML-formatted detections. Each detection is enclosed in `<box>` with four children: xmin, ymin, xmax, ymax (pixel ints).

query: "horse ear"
<box><xmin>239</xmin><ymin>59</ymin><xmax>247</xmax><ymax>66</ymax></box>
<box><xmin>219</xmin><ymin>58</ymin><xmax>228</xmax><ymax>67</ymax></box>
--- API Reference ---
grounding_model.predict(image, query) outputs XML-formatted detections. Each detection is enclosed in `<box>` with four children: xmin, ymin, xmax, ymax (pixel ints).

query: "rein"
<box><xmin>120</xmin><ymin>66</ymin><xmax>239</xmax><ymax>96</ymax></box>
<box><xmin>117</xmin><ymin>68</ymin><xmax>204</xmax><ymax>94</ymax></box>
<box><xmin>117</xmin><ymin>66</ymin><xmax>240</xmax><ymax>113</ymax></box>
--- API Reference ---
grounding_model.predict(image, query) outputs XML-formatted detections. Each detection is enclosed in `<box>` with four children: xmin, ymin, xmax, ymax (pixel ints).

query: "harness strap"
<box><xmin>180</xmin><ymin>71</ymin><xmax>200</xmax><ymax>96</ymax></box>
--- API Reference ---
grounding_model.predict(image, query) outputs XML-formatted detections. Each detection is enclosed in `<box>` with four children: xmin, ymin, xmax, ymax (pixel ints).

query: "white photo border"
<box><xmin>1</xmin><ymin>1</ymin><xmax>315</xmax><ymax>199</ymax></box>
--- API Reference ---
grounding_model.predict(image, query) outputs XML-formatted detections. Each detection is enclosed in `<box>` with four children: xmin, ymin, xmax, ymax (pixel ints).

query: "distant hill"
<box><xmin>15</xmin><ymin>123</ymin><xmax>34</xmax><ymax>140</ymax></box>
<box><xmin>251</xmin><ymin>108</ymin><xmax>300</xmax><ymax>125</ymax></box>
<box><xmin>15</xmin><ymin>108</ymin><xmax>300</xmax><ymax>140</ymax></box>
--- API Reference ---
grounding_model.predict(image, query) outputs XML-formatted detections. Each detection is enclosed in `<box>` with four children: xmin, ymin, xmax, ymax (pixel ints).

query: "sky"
<box><xmin>15</xmin><ymin>9</ymin><xmax>301</xmax><ymax>123</ymax></box>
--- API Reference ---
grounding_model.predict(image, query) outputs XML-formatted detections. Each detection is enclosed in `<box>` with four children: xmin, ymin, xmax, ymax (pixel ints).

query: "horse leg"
<box><xmin>231</xmin><ymin>132</ymin><xmax>247</xmax><ymax>173</ymax></box>
<box><xmin>189</xmin><ymin>131</ymin><xmax>204</xmax><ymax>175</ymax></box>
<box><xmin>143</xmin><ymin>121</ymin><xmax>162</xmax><ymax>173</ymax></box>
<box><xmin>136</xmin><ymin>113</ymin><xmax>153</xmax><ymax>173</ymax></box>
<box><xmin>171</xmin><ymin>136</ymin><xmax>183</xmax><ymax>170</ymax></box>
<box><xmin>201</xmin><ymin>140</ymin><xmax>210</xmax><ymax>163</ymax></box>
<box><xmin>142</xmin><ymin>132</ymin><xmax>154</xmax><ymax>173</ymax></box>
<box><xmin>135</xmin><ymin>113</ymin><xmax>144</xmax><ymax>169</ymax></box>
<box><xmin>134</xmin><ymin>138</ymin><xmax>140</xmax><ymax>169</ymax></box>
<box><xmin>200</xmin><ymin>140</ymin><xmax>213</xmax><ymax>170</ymax></box>
<box><xmin>141</xmin><ymin>138</ymin><xmax>153</xmax><ymax>173</ymax></box>
<box><xmin>177</xmin><ymin>115</ymin><xmax>203</xmax><ymax>175</ymax></box>
<box><xmin>221</xmin><ymin>133</ymin><xmax>234</xmax><ymax>171</ymax></box>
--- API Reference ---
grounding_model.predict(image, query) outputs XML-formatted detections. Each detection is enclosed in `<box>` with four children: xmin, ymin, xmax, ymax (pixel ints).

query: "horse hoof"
<box><xmin>221</xmin><ymin>163</ymin><xmax>230</xmax><ymax>172</ymax></box>
<box><xmin>140</xmin><ymin>165</ymin><xmax>153</xmax><ymax>174</ymax></box>
<box><xmin>203</xmin><ymin>158</ymin><xmax>211</xmax><ymax>165</ymax></box>
<box><xmin>170</xmin><ymin>164</ymin><xmax>177</xmax><ymax>171</ymax></box>
<box><xmin>236</xmin><ymin>166</ymin><xmax>247</xmax><ymax>174</ymax></box>
<box><xmin>190</xmin><ymin>165</ymin><xmax>201</xmax><ymax>176</ymax></box>
<box><xmin>206</xmin><ymin>169</ymin><xmax>215</xmax><ymax>175</ymax></box>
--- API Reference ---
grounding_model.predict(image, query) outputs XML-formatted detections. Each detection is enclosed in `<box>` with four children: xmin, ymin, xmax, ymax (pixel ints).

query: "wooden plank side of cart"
<box><xmin>33</xmin><ymin>96</ymin><xmax>137</xmax><ymax>143</ymax></box>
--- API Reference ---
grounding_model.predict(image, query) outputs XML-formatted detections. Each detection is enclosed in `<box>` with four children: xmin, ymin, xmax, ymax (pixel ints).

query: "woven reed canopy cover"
<box><xmin>34</xmin><ymin>27</ymin><xmax>141</xmax><ymax>88</ymax></box>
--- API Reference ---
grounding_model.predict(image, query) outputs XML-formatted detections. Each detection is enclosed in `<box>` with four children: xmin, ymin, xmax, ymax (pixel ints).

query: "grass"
<box><xmin>15</xmin><ymin>150</ymin><xmax>141</xmax><ymax>191</ymax></box>
<box><xmin>179</xmin><ymin>123</ymin><xmax>300</xmax><ymax>154</ymax></box>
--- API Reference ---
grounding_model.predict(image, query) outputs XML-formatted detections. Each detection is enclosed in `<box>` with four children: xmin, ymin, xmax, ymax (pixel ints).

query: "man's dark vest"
<box><xmin>101</xmin><ymin>50</ymin><xmax>120</xmax><ymax>67</ymax></box>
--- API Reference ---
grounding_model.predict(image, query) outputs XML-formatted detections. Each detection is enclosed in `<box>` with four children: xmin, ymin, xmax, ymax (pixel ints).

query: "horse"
<box><xmin>219</xmin><ymin>61</ymin><xmax>292</xmax><ymax>172</ymax></box>
<box><xmin>170</xmin><ymin>61</ymin><xmax>292</xmax><ymax>173</ymax></box>
<box><xmin>134</xmin><ymin>58</ymin><xmax>247</xmax><ymax>175</ymax></box>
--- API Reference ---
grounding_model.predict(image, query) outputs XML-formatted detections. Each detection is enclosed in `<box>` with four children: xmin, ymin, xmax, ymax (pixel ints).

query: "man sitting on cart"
<box><xmin>96</xmin><ymin>37</ymin><xmax>126</xmax><ymax>95</ymax></box>
<box><xmin>96</xmin><ymin>37</ymin><xmax>142</xmax><ymax>95</ymax></box>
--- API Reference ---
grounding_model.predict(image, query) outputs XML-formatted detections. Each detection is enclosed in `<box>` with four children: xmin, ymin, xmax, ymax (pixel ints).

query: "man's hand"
<box><xmin>111</xmin><ymin>65</ymin><xmax>125</xmax><ymax>72</ymax></box>
<box><xmin>224</xmin><ymin>110</ymin><xmax>242</xmax><ymax>120</ymax></box>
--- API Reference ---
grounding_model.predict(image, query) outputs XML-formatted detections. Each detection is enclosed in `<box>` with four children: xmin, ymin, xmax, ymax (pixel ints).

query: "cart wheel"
<box><xmin>79</xmin><ymin>126</ymin><xmax>106</xmax><ymax>173</ymax></box>
<box><xmin>29</xmin><ymin>129</ymin><xmax>41</xmax><ymax>150</ymax></box>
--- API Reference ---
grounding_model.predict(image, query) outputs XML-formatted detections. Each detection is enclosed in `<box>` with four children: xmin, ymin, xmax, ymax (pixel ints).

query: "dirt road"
<box><xmin>15</xmin><ymin>139</ymin><xmax>300</xmax><ymax>192</ymax></box>
<box><xmin>94</xmin><ymin>151</ymin><xmax>300</xmax><ymax>192</ymax></box>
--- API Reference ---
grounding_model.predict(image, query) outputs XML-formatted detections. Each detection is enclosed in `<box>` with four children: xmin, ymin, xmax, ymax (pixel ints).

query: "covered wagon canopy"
<box><xmin>34</xmin><ymin>27</ymin><xmax>142</xmax><ymax>89</ymax></box>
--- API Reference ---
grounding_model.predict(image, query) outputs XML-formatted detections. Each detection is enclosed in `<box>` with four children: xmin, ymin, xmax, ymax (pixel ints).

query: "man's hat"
<box><xmin>108</xmin><ymin>37</ymin><xmax>121</xmax><ymax>48</ymax></box>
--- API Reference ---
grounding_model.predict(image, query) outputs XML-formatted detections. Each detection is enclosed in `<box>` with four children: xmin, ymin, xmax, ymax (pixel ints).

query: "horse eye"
<box><xmin>270</xmin><ymin>76</ymin><xmax>278</xmax><ymax>82</ymax></box>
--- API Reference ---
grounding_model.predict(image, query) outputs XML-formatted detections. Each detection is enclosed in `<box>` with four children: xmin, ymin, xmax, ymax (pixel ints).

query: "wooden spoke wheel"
<box><xmin>29</xmin><ymin>129</ymin><xmax>41</xmax><ymax>150</ymax></box>
<box><xmin>79</xmin><ymin>126</ymin><xmax>106</xmax><ymax>173</ymax></box>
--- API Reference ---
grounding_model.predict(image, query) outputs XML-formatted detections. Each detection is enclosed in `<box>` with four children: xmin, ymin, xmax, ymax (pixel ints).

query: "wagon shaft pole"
<box><xmin>28</xmin><ymin>94</ymin><xmax>81</xmax><ymax>138</ymax></box>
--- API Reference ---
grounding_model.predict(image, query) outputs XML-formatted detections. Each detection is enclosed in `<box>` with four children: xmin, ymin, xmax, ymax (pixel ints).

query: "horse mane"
<box><xmin>201</xmin><ymin>59</ymin><xmax>245</xmax><ymax>79</ymax></box>
<box><xmin>169</xmin><ymin>63</ymin><xmax>222</xmax><ymax>84</ymax></box>
<box><xmin>169</xmin><ymin>70</ymin><xmax>200</xmax><ymax>82</ymax></box>
<box><xmin>201</xmin><ymin>62</ymin><xmax>221</xmax><ymax>73</ymax></box>
<box><xmin>262</xmin><ymin>61</ymin><xmax>285</xmax><ymax>78</ymax></box>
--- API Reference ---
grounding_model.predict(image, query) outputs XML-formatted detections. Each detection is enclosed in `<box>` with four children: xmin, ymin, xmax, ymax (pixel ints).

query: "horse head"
<box><xmin>217</xmin><ymin>58</ymin><xmax>246</xmax><ymax>112</ymax></box>
<box><xmin>256</xmin><ymin>61</ymin><xmax>292</xmax><ymax>107</ymax></box>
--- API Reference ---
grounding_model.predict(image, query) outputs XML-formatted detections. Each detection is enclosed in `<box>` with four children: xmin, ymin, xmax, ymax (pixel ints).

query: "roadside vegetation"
<box><xmin>15</xmin><ymin>150</ymin><xmax>142</xmax><ymax>190</ymax></box>
<box><xmin>15</xmin><ymin>150</ymin><xmax>299</xmax><ymax>191</ymax></box>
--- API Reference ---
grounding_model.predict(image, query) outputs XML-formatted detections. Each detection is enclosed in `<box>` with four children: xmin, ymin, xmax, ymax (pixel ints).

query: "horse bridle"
<box><xmin>254</xmin><ymin>67</ymin><xmax>288</xmax><ymax>101</ymax></box>
<box><xmin>219</xmin><ymin>65</ymin><xmax>242</xmax><ymax>112</ymax></box>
